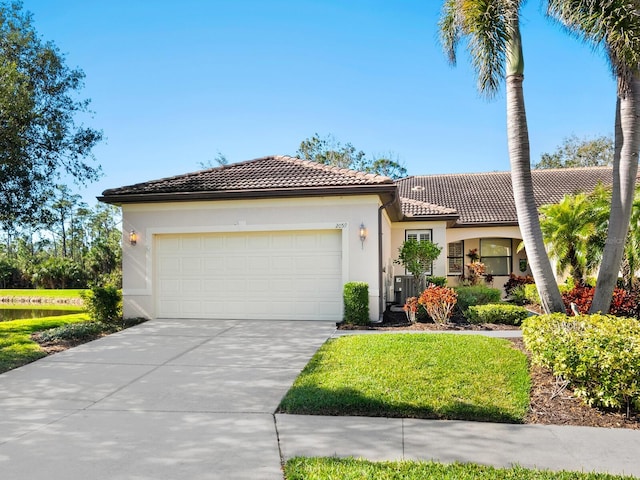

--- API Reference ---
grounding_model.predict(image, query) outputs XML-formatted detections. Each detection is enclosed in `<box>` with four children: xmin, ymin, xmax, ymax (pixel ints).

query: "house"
<box><xmin>99</xmin><ymin>156</ymin><xmax>618</xmax><ymax>322</ymax></box>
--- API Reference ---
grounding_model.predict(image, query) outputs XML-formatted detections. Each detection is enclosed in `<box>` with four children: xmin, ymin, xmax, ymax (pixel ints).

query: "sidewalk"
<box><xmin>276</xmin><ymin>414</ymin><xmax>640</xmax><ymax>478</ymax></box>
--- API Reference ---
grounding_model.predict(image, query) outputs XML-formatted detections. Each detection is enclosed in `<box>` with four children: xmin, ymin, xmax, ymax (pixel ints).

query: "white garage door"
<box><xmin>155</xmin><ymin>230</ymin><xmax>343</xmax><ymax>320</ymax></box>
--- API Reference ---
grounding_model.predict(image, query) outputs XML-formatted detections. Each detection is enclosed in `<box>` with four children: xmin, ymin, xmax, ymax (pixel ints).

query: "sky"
<box><xmin>22</xmin><ymin>0</ymin><xmax>617</xmax><ymax>205</ymax></box>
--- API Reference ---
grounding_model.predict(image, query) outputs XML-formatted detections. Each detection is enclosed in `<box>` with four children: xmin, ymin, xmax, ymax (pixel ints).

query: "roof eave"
<box><xmin>452</xmin><ymin>221</ymin><xmax>519</xmax><ymax>228</ymax></box>
<box><xmin>98</xmin><ymin>184</ymin><xmax>397</xmax><ymax>205</ymax></box>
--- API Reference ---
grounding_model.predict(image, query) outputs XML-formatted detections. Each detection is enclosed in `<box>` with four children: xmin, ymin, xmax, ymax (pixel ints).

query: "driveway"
<box><xmin>0</xmin><ymin>319</ymin><xmax>337</xmax><ymax>480</ymax></box>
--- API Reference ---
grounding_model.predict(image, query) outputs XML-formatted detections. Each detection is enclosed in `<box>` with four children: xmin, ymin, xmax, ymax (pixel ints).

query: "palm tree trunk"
<box><xmin>506</xmin><ymin>74</ymin><xmax>565</xmax><ymax>313</ymax></box>
<box><xmin>505</xmin><ymin>13</ymin><xmax>565</xmax><ymax>314</ymax></box>
<box><xmin>591</xmin><ymin>77</ymin><xmax>640</xmax><ymax>313</ymax></box>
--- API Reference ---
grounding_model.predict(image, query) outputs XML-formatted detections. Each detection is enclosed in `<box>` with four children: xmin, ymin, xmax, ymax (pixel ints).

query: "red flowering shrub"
<box><xmin>562</xmin><ymin>285</ymin><xmax>640</xmax><ymax>318</ymax></box>
<box><xmin>418</xmin><ymin>285</ymin><xmax>457</xmax><ymax>325</ymax></box>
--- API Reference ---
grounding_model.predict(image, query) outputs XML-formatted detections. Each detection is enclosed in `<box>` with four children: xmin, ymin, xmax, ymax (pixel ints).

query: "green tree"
<box><xmin>296</xmin><ymin>133</ymin><xmax>407</xmax><ymax>179</ymax></box>
<box><xmin>394</xmin><ymin>238</ymin><xmax>443</xmax><ymax>294</ymax></box>
<box><xmin>546</xmin><ymin>0</ymin><xmax>640</xmax><ymax>313</ymax></box>
<box><xmin>535</xmin><ymin>134</ymin><xmax>614</xmax><ymax>169</ymax></box>
<box><xmin>539</xmin><ymin>186</ymin><xmax>610</xmax><ymax>284</ymax></box>
<box><xmin>439</xmin><ymin>0</ymin><xmax>565</xmax><ymax>313</ymax></box>
<box><xmin>0</xmin><ymin>1</ymin><xmax>102</xmax><ymax>228</ymax></box>
<box><xmin>621</xmin><ymin>186</ymin><xmax>640</xmax><ymax>289</ymax></box>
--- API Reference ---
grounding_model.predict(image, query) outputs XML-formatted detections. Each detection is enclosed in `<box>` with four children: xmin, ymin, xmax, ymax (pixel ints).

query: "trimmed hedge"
<box><xmin>454</xmin><ymin>285</ymin><xmax>502</xmax><ymax>312</ymax></box>
<box><xmin>343</xmin><ymin>282</ymin><xmax>369</xmax><ymax>325</ymax></box>
<box><xmin>81</xmin><ymin>286</ymin><xmax>122</xmax><ymax>325</ymax></box>
<box><xmin>522</xmin><ymin>313</ymin><xmax>640</xmax><ymax>416</ymax></box>
<box><xmin>466</xmin><ymin>303</ymin><xmax>529</xmax><ymax>325</ymax></box>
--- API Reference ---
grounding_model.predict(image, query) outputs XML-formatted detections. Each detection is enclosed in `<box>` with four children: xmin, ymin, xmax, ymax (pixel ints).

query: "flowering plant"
<box><xmin>418</xmin><ymin>285</ymin><xmax>457</xmax><ymax>325</ymax></box>
<box><xmin>466</xmin><ymin>248</ymin><xmax>479</xmax><ymax>262</ymax></box>
<box><xmin>403</xmin><ymin>296</ymin><xmax>419</xmax><ymax>323</ymax></box>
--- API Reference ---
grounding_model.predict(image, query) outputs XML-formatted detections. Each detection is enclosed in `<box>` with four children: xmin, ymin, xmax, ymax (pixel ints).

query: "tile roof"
<box><xmin>400</xmin><ymin>197</ymin><xmax>458</xmax><ymax>218</ymax></box>
<box><xmin>101</xmin><ymin>155</ymin><xmax>394</xmax><ymax>200</ymax></box>
<box><xmin>397</xmin><ymin>167</ymin><xmax>619</xmax><ymax>225</ymax></box>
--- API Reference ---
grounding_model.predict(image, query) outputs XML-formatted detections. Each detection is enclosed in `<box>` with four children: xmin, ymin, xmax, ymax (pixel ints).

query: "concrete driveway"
<box><xmin>0</xmin><ymin>319</ymin><xmax>337</xmax><ymax>480</ymax></box>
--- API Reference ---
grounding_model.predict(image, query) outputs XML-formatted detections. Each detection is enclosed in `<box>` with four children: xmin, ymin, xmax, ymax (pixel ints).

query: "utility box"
<box><xmin>393</xmin><ymin>275</ymin><xmax>416</xmax><ymax>305</ymax></box>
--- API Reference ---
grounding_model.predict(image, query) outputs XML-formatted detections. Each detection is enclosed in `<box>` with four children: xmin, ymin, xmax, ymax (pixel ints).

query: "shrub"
<box><xmin>522</xmin><ymin>313</ymin><xmax>640</xmax><ymax>417</ymax></box>
<box><xmin>417</xmin><ymin>285</ymin><xmax>457</xmax><ymax>324</ymax></box>
<box><xmin>343</xmin><ymin>282</ymin><xmax>369</xmax><ymax>325</ymax></box>
<box><xmin>81</xmin><ymin>286</ymin><xmax>122</xmax><ymax>325</ymax></box>
<box><xmin>561</xmin><ymin>285</ymin><xmax>640</xmax><ymax>317</ymax></box>
<box><xmin>522</xmin><ymin>284</ymin><xmax>540</xmax><ymax>305</ymax></box>
<box><xmin>466</xmin><ymin>303</ymin><xmax>529</xmax><ymax>325</ymax></box>
<box><xmin>36</xmin><ymin>321</ymin><xmax>109</xmax><ymax>343</ymax></box>
<box><xmin>454</xmin><ymin>285</ymin><xmax>501</xmax><ymax>312</ymax></box>
<box><xmin>503</xmin><ymin>274</ymin><xmax>535</xmax><ymax>296</ymax></box>
<box><xmin>508</xmin><ymin>285</ymin><xmax>528</xmax><ymax>305</ymax></box>
<box><xmin>425</xmin><ymin>276</ymin><xmax>447</xmax><ymax>287</ymax></box>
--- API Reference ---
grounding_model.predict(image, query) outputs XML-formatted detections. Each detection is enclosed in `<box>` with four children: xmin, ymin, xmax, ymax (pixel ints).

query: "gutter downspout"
<box><xmin>378</xmin><ymin>192</ymin><xmax>397</xmax><ymax>323</ymax></box>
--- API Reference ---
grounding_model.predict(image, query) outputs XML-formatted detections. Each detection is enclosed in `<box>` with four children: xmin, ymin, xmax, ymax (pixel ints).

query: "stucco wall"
<box><xmin>121</xmin><ymin>195</ymin><xmax>383</xmax><ymax>321</ymax></box>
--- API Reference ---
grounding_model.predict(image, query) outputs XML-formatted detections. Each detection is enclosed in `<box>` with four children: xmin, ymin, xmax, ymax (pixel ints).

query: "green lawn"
<box><xmin>0</xmin><ymin>304</ymin><xmax>85</xmax><ymax>311</ymax></box>
<box><xmin>0</xmin><ymin>289</ymin><xmax>86</xmax><ymax>299</ymax></box>
<box><xmin>0</xmin><ymin>313</ymin><xmax>89</xmax><ymax>373</ymax></box>
<box><xmin>278</xmin><ymin>334</ymin><xmax>530</xmax><ymax>423</ymax></box>
<box><xmin>284</xmin><ymin>458</ymin><xmax>636</xmax><ymax>480</ymax></box>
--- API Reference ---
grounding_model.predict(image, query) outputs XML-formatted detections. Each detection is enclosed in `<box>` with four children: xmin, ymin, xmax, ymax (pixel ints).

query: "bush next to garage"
<box><xmin>81</xmin><ymin>286</ymin><xmax>122</xmax><ymax>326</ymax></box>
<box><xmin>343</xmin><ymin>282</ymin><xmax>369</xmax><ymax>325</ymax></box>
<box><xmin>522</xmin><ymin>313</ymin><xmax>640</xmax><ymax>418</ymax></box>
<box><xmin>466</xmin><ymin>303</ymin><xmax>529</xmax><ymax>325</ymax></box>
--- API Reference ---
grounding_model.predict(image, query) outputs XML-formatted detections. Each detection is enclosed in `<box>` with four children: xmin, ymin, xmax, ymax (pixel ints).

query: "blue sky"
<box><xmin>24</xmin><ymin>0</ymin><xmax>616</xmax><ymax>205</ymax></box>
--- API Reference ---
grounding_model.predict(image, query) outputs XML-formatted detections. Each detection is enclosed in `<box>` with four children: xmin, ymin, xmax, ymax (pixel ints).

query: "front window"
<box><xmin>480</xmin><ymin>238</ymin><xmax>512</xmax><ymax>275</ymax></box>
<box><xmin>405</xmin><ymin>229</ymin><xmax>433</xmax><ymax>275</ymax></box>
<box><xmin>447</xmin><ymin>241</ymin><xmax>464</xmax><ymax>275</ymax></box>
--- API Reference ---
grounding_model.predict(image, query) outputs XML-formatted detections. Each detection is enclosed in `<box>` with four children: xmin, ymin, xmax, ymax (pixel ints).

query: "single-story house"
<box><xmin>99</xmin><ymin>156</ymin><xmax>618</xmax><ymax>322</ymax></box>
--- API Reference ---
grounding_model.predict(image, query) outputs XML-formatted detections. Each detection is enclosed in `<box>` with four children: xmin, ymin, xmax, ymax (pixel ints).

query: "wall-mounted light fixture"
<box><xmin>359</xmin><ymin>223</ymin><xmax>367</xmax><ymax>249</ymax></box>
<box><xmin>129</xmin><ymin>230</ymin><xmax>138</xmax><ymax>246</ymax></box>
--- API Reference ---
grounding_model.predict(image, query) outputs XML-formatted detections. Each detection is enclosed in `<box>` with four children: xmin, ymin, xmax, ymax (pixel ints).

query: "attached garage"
<box><xmin>155</xmin><ymin>230</ymin><xmax>343</xmax><ymax>320</ymax></box>
<box><xmin>100</xmin><ymin>155</ymin><xmax>399</xmax><ymax>322</ymax></box>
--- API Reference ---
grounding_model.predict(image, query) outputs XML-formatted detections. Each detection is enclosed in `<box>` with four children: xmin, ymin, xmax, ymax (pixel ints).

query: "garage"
<box><xmin>155</xmin><ymin>230</ymin><xmax>343</xmax><ymax>320</ymax></box>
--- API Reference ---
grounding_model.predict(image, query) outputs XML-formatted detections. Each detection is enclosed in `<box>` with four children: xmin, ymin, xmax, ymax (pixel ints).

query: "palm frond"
<box><xmin>546</xmin><ymin>0</ymin><xmax>640</xmax><ymax>94</ymax></box>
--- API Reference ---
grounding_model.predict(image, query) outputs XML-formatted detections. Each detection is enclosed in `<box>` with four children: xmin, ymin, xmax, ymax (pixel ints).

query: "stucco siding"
<box><xmin>122</xmin><ymin>195</ymin><xmax>382</xmax><ymax>321</ymax></box>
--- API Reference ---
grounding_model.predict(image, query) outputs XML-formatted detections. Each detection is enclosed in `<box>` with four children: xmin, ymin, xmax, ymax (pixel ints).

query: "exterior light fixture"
<box><xmin>359</xmin><ymin>223</ymin><xmax>367</xmax><ymax>249</ymax></box>
<box><xmin>129</xmin><ymin>230</ymin><xmax>138</xmax><ymax>246</ymax></box>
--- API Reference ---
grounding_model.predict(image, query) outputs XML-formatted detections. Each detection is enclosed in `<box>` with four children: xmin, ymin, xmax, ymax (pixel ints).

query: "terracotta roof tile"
<box><xmin>101</xmin><ymin>155</ymin><xmax>393</xmax><ymax>197</ymax></box>
<box><xmin>400</xmin><ymin>197</ymin><xmax>458</xmax><ymax>218</ymax></box>
<box><xmin>397</xmin><ymin>167</ymin><xmax>620</xmax><ymax>225</ymax></box>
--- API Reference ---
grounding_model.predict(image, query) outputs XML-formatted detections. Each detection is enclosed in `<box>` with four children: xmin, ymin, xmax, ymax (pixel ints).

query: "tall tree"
<box><xmin>0</xmin><ymin>1</ymin><xmax>102</xmax><ymax>228</ymax></box>
<box><xmin>546</xmin><ymin>0</ymin><xmax>640</xmax><ymax>313</ymax></box>
<box><xmin>296</xmin><ymin>133</ymin><xmax>407</xmax><ymax>179</ymax></box>
<box><xmin>535</xmin><ymin>134</ymin><xmax>614</xmax><ymax>169</ymax></box>
<box><xmin>439</xmin><ymin>0</ymin><xmax>565</xmax><ymax>313</ymax></box>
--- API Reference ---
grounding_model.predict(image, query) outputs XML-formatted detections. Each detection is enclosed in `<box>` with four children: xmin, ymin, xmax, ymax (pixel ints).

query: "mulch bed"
<box><xmin>339</xmin><ymin>319</ymin><xmax>639</xmax><ymax>430</ymax></box>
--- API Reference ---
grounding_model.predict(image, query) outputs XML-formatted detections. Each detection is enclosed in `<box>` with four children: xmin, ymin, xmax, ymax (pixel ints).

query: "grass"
<box><xmin>278</xmin><ymin>334</ymin><xmax>530</xmax><ymax>423</ymax></box>
<box><xmin>0</xmin><ymin>313</ymin><xmax>90</xmax><ymax>373</ymax></box>
<box><xmin>0</xmin><ymin>304</ymin><xmax>84</xmax><ymax>311</ymax></box>
<box><xmin>284</xmin><ymin>457</ymin><xmax>637</xmax><ymax>480</ymax></box>
<box><xmin>0</xmin><ymin>289</ymin><xmax>87</xmax><ymax>299</ymax></box>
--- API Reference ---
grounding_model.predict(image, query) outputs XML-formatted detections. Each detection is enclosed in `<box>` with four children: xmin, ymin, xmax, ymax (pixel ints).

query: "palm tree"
<box><xmin>439</xmin><ymin>0</ymin><xmax>565</xmax><ymax>313</ymax></box>
<box><xmin>546</xmin><ymin>0</ymin><xmax>640</xmax><ymax>313</ymax></box>
<box><xmin>539</xmin><ymin>186</ymin><xmax>610</xmax><ymax>285</ymax></box>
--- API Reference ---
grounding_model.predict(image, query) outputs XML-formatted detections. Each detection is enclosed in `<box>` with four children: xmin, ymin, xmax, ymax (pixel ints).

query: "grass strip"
<box><xmin>0</xmin><ymin>289</ymin><xmax>86</xmax><ymax>299</ymax></box>
<box><xmin>0</xmin><ymin>314</ymin><xmax>89</xmax><ymax>373</ymax></box>
<box><xmin>279</xmin><ymin>334</ymin><xmax>530</xmax><ymax>423</ymax></box>
<box><xmin>284</xmin><ymin>457</ymin><xmax>637</xmax><ymax>480</ymax></box>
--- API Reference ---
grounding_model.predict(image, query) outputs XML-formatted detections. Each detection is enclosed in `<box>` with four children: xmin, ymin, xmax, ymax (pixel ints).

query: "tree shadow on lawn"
<box><xmin>277</xmin><ymin>385</ymin><xmax>524</xmax><ymax>424</ymax></box>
